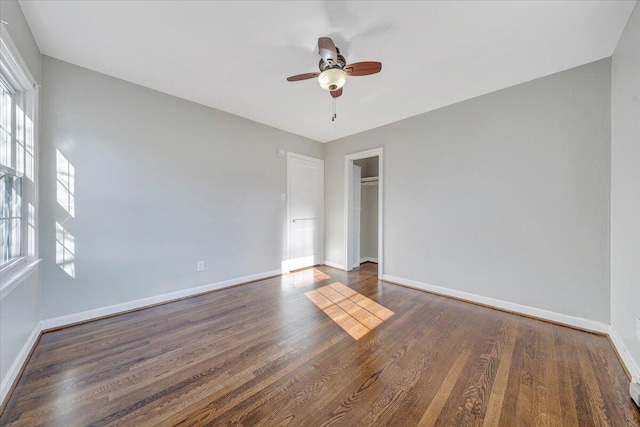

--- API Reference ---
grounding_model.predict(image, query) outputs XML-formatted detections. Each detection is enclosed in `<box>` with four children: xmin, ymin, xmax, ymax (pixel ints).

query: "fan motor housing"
<box><xmin>319</xmin><ymin>54</ymin><xmax>346</xmax><ymax>72</ymax></box>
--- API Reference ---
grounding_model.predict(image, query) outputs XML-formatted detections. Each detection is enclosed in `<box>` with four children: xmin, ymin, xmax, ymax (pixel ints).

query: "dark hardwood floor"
<box><xmin>1</xmin><ymin>263</ymin><xmax>638</xmax><ymax>426</ymax></box>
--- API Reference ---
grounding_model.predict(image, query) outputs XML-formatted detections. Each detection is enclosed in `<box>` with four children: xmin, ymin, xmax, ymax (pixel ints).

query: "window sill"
<box><xmin>0</xmin><ymin>258</ymin><xmax>41</xmax><ymax>301</ymax></box>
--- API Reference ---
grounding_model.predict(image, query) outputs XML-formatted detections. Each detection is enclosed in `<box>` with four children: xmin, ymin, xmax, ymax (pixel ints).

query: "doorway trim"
<box><xmin>344</xmin><ymin>147</ymin><xmax>383</xmax><ymax>278</ymax></box>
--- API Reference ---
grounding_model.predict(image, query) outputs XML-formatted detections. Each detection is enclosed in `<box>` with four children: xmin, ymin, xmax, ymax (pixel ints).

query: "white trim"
<box><xmin>0</xmin><ymin>256</ymin><xmax>27</xmax><ymax>275</ymax></box>
<box><xmin>0</xmin><ymin>321</ymin><xmax>41</xmax><ymax>406</ymax></box>
<box><xmin>285</xmin><ymin>151</ymin><xmax>323</xmax><ymax>163</ymax></box>
<box><xmin>0</xmin><ymin>26</ymin><xmax>36</xmax><ymax>92</ymax></box>
<box><xmin>41</xmin><ymin>269</ymin><xmax>281</xmax><ymax>331</ymax></box>
<box><xmin>0</xmin><ymin>259</ymin><xmax>40</xmax><ymax>300</ymax></box>
<box><xmin>344</xmin><ymin>147</ymin><xmax>384</xmax><ymax>278</ymax></box>
<box><xmin>608</xmin><ymin>325</ymin><xmax>640</xmax><ymax>381</ymax></box>
<box><xmin>382</xmin><ymin>274</ymin><xmax>610</xmax><ymax>334</ymax></box>
<box><xmin>360</xmin><ymin>257</ymin><xmax>378</xmax><ymax>264</ymax></box>
<box><xmin>323</xmin><ymin>260</ymin><xmax>346</xmax><ymax>270</ymax></box>
<box><xmin>0</xmin><ymin>163</ymin><xmax>23</xmax><ymax>178</ymax></box>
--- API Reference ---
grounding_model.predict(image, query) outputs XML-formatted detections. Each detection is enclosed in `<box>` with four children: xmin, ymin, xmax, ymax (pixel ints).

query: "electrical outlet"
<box><xmin>636</xmin><ymin>317</ymin><xmax>640</xmax><ymax>341</ymax></box>
<box><xmin>196</xmin><ymin>261</ymin><xmax>205</xmax><ymax>272</ymax></box>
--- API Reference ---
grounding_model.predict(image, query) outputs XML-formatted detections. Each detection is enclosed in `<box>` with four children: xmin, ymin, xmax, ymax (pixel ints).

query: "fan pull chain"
<box><xmin>332</xmin><ymin>98</ymin><xmax>337</xmax><ymax>122</ymax></box>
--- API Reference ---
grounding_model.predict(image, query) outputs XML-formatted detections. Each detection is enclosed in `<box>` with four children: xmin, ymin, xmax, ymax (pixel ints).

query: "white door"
<box><xmin>352</xmin><ymin>164</ymin><xmax>361</xmax><ymax>269</ymax></box>
<box><xmin>287</xmin><ymin>153</ymin><xmax>324</xmax><ymax>272</ymax></box>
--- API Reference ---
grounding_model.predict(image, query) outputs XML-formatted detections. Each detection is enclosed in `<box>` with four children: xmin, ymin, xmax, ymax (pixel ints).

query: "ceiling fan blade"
<box><xmin>330</xmin><ymin>87</ymin><xmax>343</xmax><ymax>98</ymax></box>
<box><xmin>318</xmin><ymin>37</ymin><xmax>337</xmax><ymax>63</ymax></box>
<box><xmin>346</xmin><ymin>62</ymin><xmax>382</xmax><ymax>76</ymax></box>
<box><xmin>286</xmin><ymin>72</ymin><xmax>320</xmax><ymax>82</ymax></box>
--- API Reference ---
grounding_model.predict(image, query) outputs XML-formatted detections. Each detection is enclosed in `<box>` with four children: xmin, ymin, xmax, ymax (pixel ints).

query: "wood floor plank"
<box><xmin>481</xmin><ymin>320</ymin><xmax>518</xmax><ymax>426</ymax></box>
<box><xmin>538</xmin><ymin>323</ymin><xmax>562</xmax><ymax>426</ymax></box>
<box><xmin>418</xmin><ymin>348</ymin><xmax>472</xmax><ymax>426</ymax></box>
<box><xmin>444</xmin><ymin>318</ymin><xmax>511</xmax><ymax>426</ymax></box>
<box><xmin>553</xmin><ymin>326</ymin><xmax>580</xmax><ymax>426</ymax></box>
<box><xmin>1</xmin><ymin>263</ymin><xmax>638</xmax><ymax>426</ymax></box>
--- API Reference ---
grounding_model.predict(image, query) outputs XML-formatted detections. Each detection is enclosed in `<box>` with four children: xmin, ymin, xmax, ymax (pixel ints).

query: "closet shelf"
<box><xmin>361</xmin><ymin>176</ymin><xmax>379</xmax><ymax>186</ymax></box>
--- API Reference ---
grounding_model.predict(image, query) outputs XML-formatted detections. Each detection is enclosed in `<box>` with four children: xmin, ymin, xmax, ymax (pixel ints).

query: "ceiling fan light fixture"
<box><xmin>318</xmin><ymin>68</ymin><xmax>347</xmax><ymax>91</ymax></box>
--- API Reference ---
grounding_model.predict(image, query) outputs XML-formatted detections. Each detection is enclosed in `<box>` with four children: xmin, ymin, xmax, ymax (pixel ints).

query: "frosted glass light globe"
<box><xmin>318</xmin><ymin>68</ymin><xmax>347</xmax><ymax>91</ymax></box>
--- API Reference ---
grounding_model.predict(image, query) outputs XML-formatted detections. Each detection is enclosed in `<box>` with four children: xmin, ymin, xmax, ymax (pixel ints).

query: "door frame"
<box><xmin>286</xmin><ymin>152</ymin><xmax>324</xmax><ymax>273</ymax></box>
<box><xmin>344</xmin><ymin>147</ymin><xmax>383</xmax><ymax>277</ymax></box>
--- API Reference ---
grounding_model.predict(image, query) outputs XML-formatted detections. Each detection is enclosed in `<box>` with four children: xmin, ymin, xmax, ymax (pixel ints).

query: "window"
<box><xmin>0</xmin><ymin>172</ymin><xmax>21</xmax><ymax>264</ymax></box>
<box><xmin>0</xmin><ymin>30</ymin><xmax>37</xmax><ymax>272</ymax></box>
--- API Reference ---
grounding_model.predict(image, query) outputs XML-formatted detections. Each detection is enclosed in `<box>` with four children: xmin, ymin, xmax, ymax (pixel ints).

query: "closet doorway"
<box><xmin>344</xmin><ymin>148</ymin><xmax>383</xmax><ymax>277</ymax></box>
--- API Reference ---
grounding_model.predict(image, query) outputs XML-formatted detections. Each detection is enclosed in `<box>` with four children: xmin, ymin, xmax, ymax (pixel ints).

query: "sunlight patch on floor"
<box><xmin>285</xmin><ymin>268</ymin><xmax>330</xmax><ymax>288</ymax></box>
<box><xmin>305</xmin><ymin>282</ymin><xmax>394</xmax><ymax>340</ymax></box>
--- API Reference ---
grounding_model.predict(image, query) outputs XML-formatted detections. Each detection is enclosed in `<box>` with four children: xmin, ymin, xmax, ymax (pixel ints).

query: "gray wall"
<box><xmin>611</xmin><ymin>2</ymin><xmax>640</xmax><ymax>373</ymax></box>
<box><xmin>326</xmin><ymin>59</ymin><xmax>612</xmax><ymax>322</ymax></box>
<box><xmin>0</xmin><ymin>0</ymin><xmax>41</xmax><ymax>387</ymax></box>
<box><xmin>40</xmin><ymin>56</ymin><xmax>323</xmax><ymax>319</ymax></box>
<box><xmin>0</xmin><ymin>271</ymin><xmax>39</xmax><ymax>382</ymax></box>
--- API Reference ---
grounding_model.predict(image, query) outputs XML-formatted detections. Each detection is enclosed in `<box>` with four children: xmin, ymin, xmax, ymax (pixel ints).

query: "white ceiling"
<box><xmin>19</xmin><ymin>0</ymin><xmax>636</xmax><ymax>143</ymax></box>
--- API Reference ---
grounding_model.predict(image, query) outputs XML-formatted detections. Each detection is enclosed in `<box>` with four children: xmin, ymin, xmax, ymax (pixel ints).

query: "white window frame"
<box><xmin>0</xmin><ymin>25</ymin><xmax>40</xmax><ymax>297</ymax></box>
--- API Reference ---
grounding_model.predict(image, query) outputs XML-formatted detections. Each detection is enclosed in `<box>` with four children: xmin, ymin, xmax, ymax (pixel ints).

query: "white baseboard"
<box><xmin>382</xmin><ymin>274</ymin><xmax>609</xmax><ymax>334</ymax></box>
<box><xmin>323</xmin><ymin>261</ymin><xmax>346</xmax><ymax>271</ymax></box>
<box><xmin>41</xmin><ymin>269</ymin><xmax>282</xmax><ymax>331</ymax></box>
<box><xmin>608</xmin><ymin>325</ymin><xmax>640</xmax><ymax>381</ymax></box>
<box><xmin>359</xmin><ymin>257</ymin><xmax>378</xmax><ymax>264</ymax></box>
<box><xmin>1</xmin><ymin>321</ymin><xmax>41</xmax><ymax>406</ymax></box>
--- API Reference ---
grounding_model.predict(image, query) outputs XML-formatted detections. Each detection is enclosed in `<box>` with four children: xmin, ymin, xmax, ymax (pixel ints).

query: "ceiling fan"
<box><xmin>286</xmin><ymin>37</ymin><xmax>382</xmax><ymax>99</ymax></box>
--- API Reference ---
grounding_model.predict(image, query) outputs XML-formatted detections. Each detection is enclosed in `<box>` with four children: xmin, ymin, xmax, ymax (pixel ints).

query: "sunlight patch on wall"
<box><xmin>56</xmin><ymin>222</ymin><xmax>75</xmax><ymax>278</ymax></box>
<box><xmin>56</xmin><ymin>150</ymin><xmax>75</xmax><ymax>217</ymax></box>
<box><xmin>281</xmin><ymin>255</ymin><xmax>316</xmax><ymax>274</ymax></box>
<box><xmin>305</xmin><ymin>282</ymin><xmax>394</xmax><ymax>340</ymax></box>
